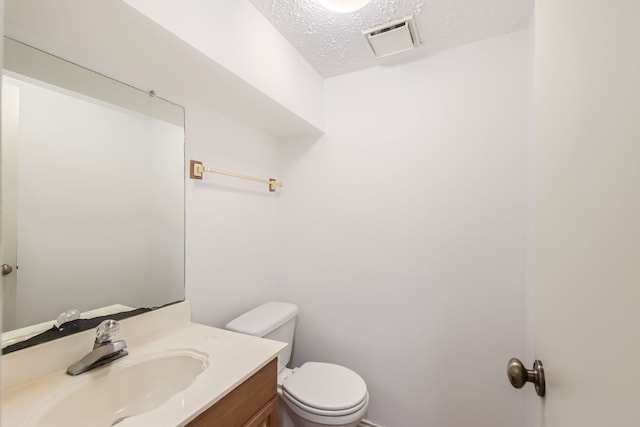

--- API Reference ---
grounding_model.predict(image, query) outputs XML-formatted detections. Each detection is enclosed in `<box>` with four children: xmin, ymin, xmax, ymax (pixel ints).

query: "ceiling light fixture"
<box><xmin>317</xmin><ymin>0</ymin><xmax>371</xmax><ymax>13</ymax></box>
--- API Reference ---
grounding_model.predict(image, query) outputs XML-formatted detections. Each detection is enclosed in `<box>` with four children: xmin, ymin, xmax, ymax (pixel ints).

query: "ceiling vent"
<box><xmin>363</xmin><ymin>15</ymin><xmax>421</xmax><ymax>58</ymax></box>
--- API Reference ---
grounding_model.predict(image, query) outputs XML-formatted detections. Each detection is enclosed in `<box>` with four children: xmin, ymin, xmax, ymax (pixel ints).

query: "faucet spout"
<box><xmin>67</xmin><ymin>320</ymin><xmax>128</xmax><ymax>376</ymax></box>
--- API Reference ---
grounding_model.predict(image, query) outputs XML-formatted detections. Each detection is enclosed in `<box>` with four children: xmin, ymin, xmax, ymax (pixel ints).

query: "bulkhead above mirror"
<box><xmin>1</xmin><ymin>37</ymin><xmax>186</xmax><ymax>353</ymax></box>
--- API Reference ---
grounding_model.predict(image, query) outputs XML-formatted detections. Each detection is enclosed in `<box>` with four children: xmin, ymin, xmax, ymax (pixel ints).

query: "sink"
<box><xmin>28</xmin><ymin>349</ymin><xmax>208</xmax><ymax>427</ymax></box>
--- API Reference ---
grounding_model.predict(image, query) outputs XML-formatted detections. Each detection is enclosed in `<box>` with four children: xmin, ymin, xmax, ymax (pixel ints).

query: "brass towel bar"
<box><xmin>189</xmin><ymin>160</ymin><xmax>283</xmax><ymax>192</ymax></box>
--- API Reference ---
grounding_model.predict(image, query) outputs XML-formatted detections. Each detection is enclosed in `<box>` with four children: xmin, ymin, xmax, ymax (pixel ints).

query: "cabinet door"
<box><xmin>186</xmin><ymin>359</ymin><xmax>277</xmax><ymax>427</ymax></box>
<box><xmin>244</xmin><ymin>397</ymin><xmax>278</xmax><ymax>427</ymax></box>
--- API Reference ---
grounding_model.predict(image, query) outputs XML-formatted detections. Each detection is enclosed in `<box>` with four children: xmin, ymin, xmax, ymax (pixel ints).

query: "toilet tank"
<box><xmin>225</xmin><ymin>302</ymin><xmax>298</xmax><ymax>374</ymax></box>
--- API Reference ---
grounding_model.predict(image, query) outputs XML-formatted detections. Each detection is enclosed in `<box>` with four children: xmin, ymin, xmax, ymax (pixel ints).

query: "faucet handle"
<box><xmin>95</xmin><ymin>319</ymin><xmax>120</xmax><ymax>345</ymax></box>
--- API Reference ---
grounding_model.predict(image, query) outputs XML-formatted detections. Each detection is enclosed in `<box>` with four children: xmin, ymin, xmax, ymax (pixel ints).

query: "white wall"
<box><xmin>184</xmin><ymin>103</ymin><xmax>283</xmax><ymax>327</ymax></box>
<box><xmin>4</xmin><ymin>0</ymin><xmax>321</xmax><ymax>139</ymax></box>
<box><xmin>278</xmin><ymin>31</ymin><xmax>529</xmax><ymax>427</ymax></box>
<box><xmin>122</xmin><ymin>0</ymin><xmax>325</xmax><ymax>131</ymax></box>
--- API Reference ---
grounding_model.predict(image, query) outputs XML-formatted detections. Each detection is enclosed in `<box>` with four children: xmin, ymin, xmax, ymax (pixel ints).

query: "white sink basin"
<box><xmin>28</xmin><ymin>349</ymin><xmax>208</xmax><ymax>427</ymax></box>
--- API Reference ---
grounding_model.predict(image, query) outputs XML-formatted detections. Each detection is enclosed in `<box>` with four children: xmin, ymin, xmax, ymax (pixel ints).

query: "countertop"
<box><xmin>1</xmin><ymin>302</ymin><xmax>286</xmax><ymax>426</ymax></box>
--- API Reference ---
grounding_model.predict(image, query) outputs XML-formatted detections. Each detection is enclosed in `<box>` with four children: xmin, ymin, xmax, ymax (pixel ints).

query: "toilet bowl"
<box><xmin>278</xmin><ymin>363</ymin><xmax>368</xmax><ymax>427</ymax></box>
<box><xmin>225</xmin><ymin>302</ymin><xmax>369</xmax><ymax>427</ymax></box>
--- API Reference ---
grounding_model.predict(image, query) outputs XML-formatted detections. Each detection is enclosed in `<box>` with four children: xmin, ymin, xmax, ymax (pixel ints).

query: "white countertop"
<box><xmin>1</xmin><ymin>302</ymin><xmax>286</xmax><ymax>427</ymax></box>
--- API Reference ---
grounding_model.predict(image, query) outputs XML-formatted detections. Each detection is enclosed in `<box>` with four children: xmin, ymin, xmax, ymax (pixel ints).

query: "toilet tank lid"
<box><xmin>225</xmin><ymin>302</ymin><xmax>298</xmax><ymax>337</ymax></box>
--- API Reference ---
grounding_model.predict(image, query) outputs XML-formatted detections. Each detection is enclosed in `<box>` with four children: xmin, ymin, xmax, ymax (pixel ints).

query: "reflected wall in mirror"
<box><xmin>1</xmin><ymin>38</ymin><xmax>185</xmax><ymax>351</ymax></box>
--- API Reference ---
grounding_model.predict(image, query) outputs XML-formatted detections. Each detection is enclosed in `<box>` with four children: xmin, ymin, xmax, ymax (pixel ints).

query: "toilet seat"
<box><xmin>282</xmin><ymin>362</ymin><xmax>368</xmax><ymax>416</ymax></box>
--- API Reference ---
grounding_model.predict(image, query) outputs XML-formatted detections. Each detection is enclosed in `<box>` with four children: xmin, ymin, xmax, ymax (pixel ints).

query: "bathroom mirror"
<box><xmin>1</xmin><ymin>38</ymin><xmax>185</xmax><ymax>352</ymax></box>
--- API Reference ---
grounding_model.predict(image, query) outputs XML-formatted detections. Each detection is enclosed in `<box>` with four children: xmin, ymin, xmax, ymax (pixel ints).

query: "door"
<box><xmin>532</xmin><ymin>0</ymin><xmax>640</xmax><ymax>426</ymax></box>
<box><xmin>1</xmin><ymin>81</ymin><xmax>20</xmax><ymax>331</ymax></box>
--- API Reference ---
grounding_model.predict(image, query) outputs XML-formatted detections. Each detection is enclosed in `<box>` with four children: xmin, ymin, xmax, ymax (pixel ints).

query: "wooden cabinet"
<box><xmin>244</xmin><ymin>397</ymin><xmax>278</xmax><ymax>427</ymax></box>
<box><xmin>187</xmin><ymin>358</ymin><xmax>278</xmax><ymax>427</ymax></box>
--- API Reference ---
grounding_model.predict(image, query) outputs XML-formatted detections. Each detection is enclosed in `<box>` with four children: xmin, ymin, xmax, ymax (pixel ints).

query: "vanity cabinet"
<box><xmin>244</xmin><ymin>397</ymin><xmax>278</xmax><ymax>427</ymax></box>
<box><xmin>187</xmin><ymin>358</ymin><xmax>278</xmax><ymax>427</ymax></box>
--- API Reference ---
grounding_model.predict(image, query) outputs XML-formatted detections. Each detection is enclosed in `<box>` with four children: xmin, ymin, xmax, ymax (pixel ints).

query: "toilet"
<box><xmin>225</xmin><ymin>302</ymin><xmax>369</xmax><ymax>427</ymax></box>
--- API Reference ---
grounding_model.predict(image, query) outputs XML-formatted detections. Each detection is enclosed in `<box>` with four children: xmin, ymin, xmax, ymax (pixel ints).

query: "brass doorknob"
<box><xmin>2</xmin><ymin>264</ymin><xmax>13</xmax><ymax>276</ymax></box>
<box><xmin>507</xmin><ymin>358</ymin><xmax>545</xmax><ymax>397</ymax></box>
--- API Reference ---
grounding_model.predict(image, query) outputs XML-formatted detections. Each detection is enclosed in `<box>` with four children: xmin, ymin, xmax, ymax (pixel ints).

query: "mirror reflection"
<box><xmin>1</xmin><ymin>38</ymin><xmax>185</xmax><ymax>352</ymax></box>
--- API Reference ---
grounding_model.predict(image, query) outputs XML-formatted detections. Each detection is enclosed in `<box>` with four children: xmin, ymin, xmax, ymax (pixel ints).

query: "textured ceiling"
<box><xmin>248</xmin><ymin>0</ymin><xmax>533</xmax><ymax>77</ymax></box>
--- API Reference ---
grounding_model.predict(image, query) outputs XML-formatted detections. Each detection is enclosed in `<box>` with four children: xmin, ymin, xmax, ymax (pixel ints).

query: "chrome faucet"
<box><xmin>66</xmin><ymin>319</ymin><xmax>128</xmax><ymax>376</ymax></box>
